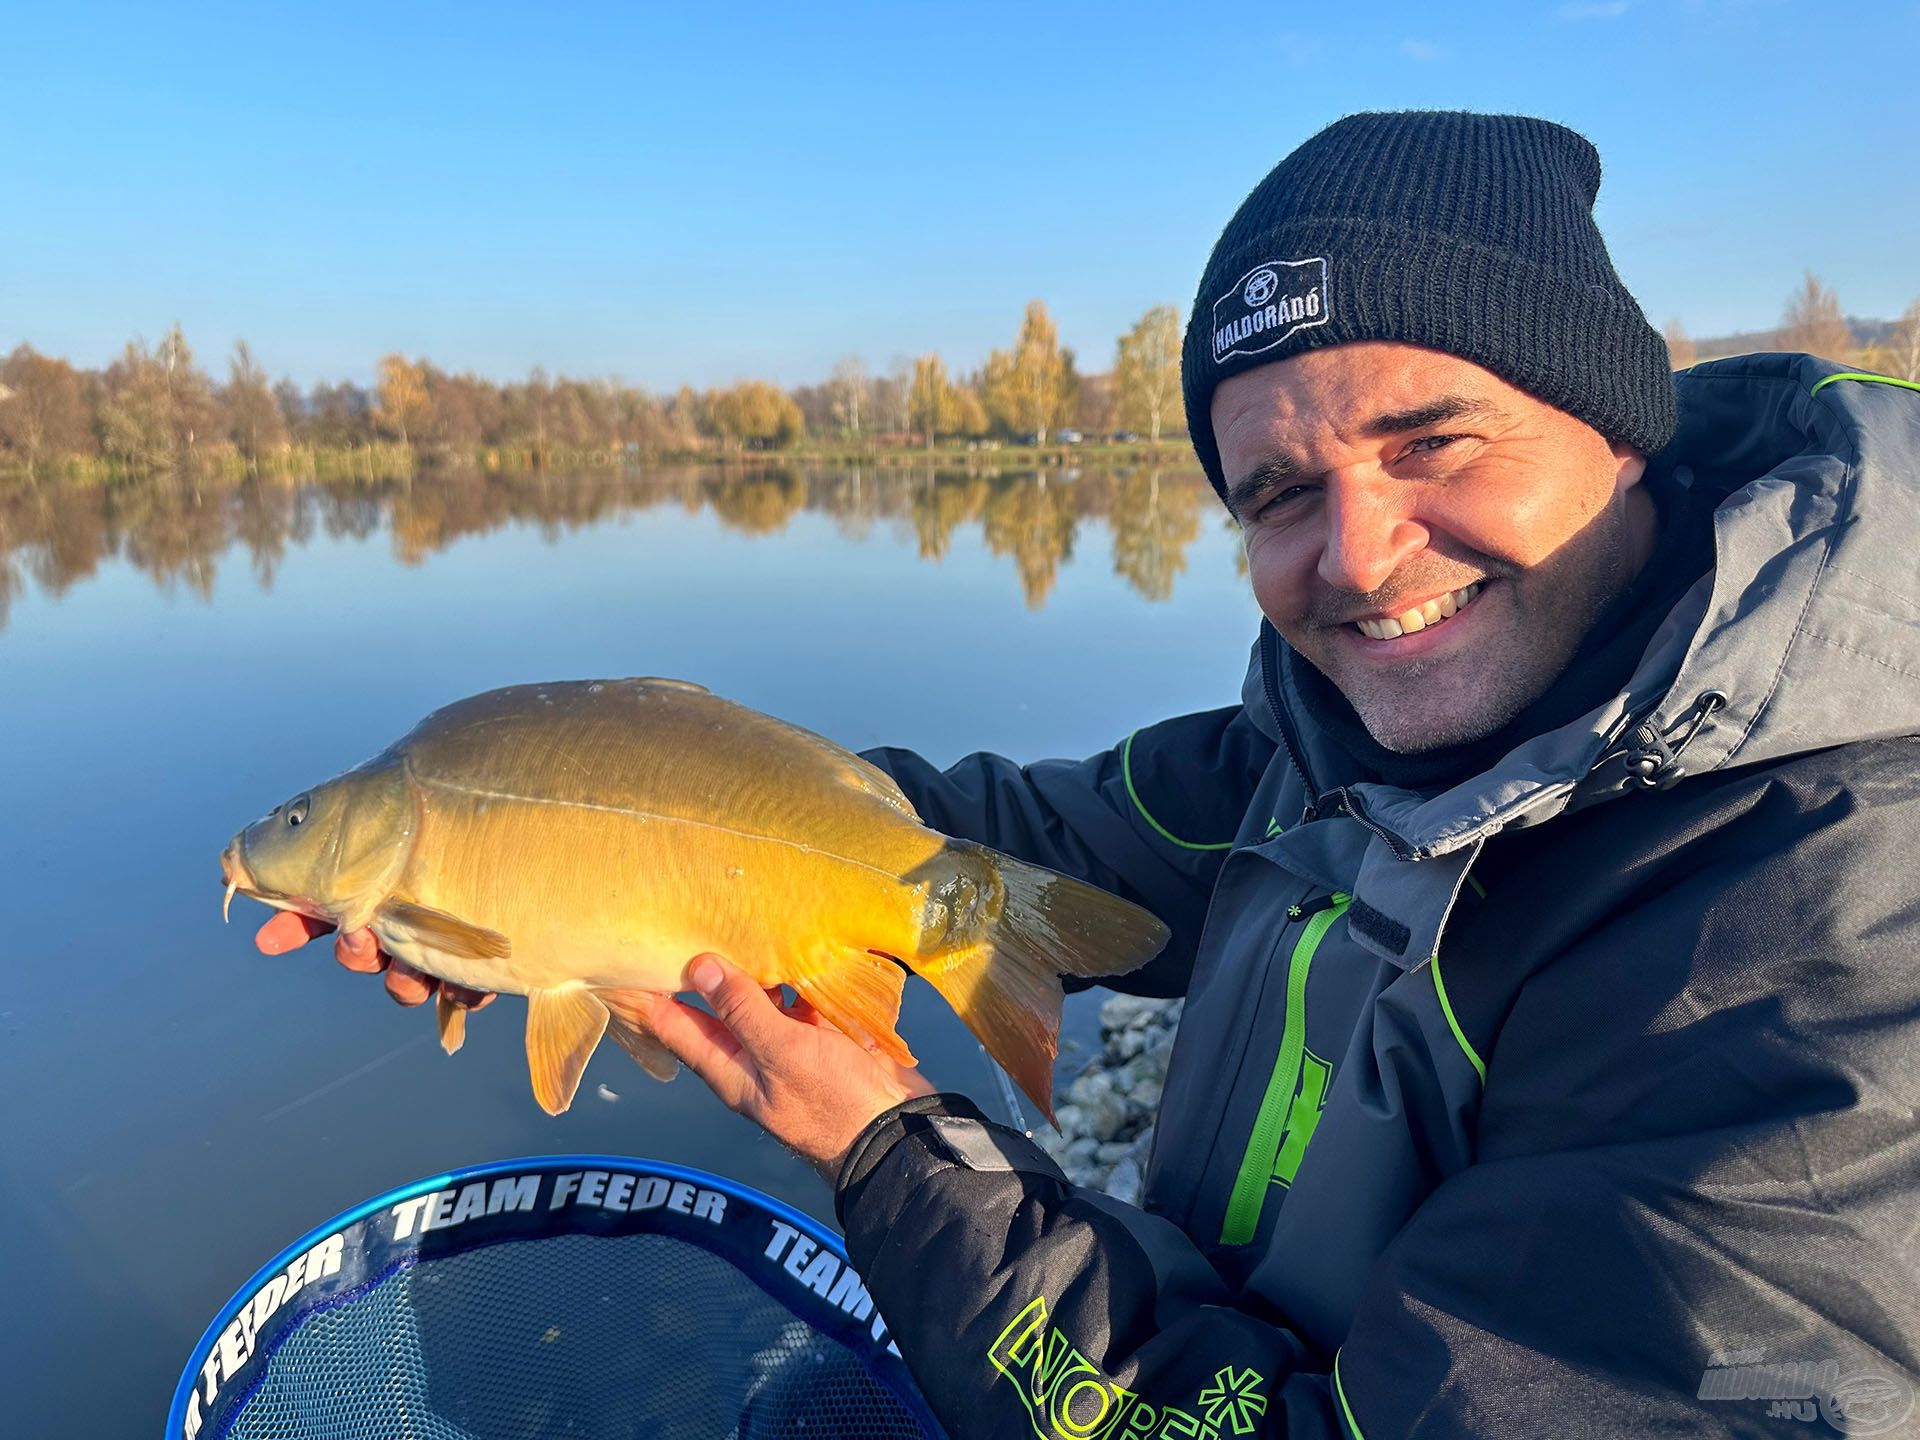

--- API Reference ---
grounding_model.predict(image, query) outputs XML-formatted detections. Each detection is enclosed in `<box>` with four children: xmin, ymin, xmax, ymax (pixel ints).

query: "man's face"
<box><xmin>1214</xmin><ymin>342</ymin><xmax>1653</xmax><ymax>754</ymax></box>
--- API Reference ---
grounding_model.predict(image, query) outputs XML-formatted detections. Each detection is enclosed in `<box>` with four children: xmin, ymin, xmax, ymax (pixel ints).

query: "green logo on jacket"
<box><xmin>987</xmin><ymin>1294</ymin><xmax>1268</xmax><ymax>1438</ymax></box>
<box><xmin>1271</xmin><ymin>1048</ymin><xmax>1331</xmax><ymax>1187</ymax></box>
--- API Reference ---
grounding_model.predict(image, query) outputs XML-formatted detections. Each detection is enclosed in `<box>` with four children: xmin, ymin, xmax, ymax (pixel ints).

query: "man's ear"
<box><xmin>1610</xmin><ymin>441</ymin><xmax>1647</xmax><ymax>496</ymax></box>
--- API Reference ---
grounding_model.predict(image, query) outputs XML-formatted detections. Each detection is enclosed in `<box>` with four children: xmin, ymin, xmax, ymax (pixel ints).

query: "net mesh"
<box><xmin>217</xmin><ymin>1230</ymin><xmax>931</xmax><ymax>1440</ymax></box>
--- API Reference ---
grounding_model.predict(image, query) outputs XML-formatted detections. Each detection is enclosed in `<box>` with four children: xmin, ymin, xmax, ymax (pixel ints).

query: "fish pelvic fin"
<box><xmin>436</xmin><ymin>992</ymin><xmax>468</xmax><ymax>1056</ymax></box>
<box><xmin>597</xmin><ymin>993</ymin><xmax>682</xmax><ymax>1082</ymax></box>
<box><xmin>377</xmin><ymin>900</ymin><xmax>511</xmax><ymax>961</ymax></box>
<box><xmin>526</xmin><ymin>987</ymin><xmax>610</xmax><ymax>1115</ymax></box>
<box><xmin>908</xmin><ymin>843</ymin><xmax>1170</xmax><ymax>1122</ymax></box>
<box><xmin>790</xmin><ymin>951</ymin><xmax>914</xmax><ymax>1069</ymax></box>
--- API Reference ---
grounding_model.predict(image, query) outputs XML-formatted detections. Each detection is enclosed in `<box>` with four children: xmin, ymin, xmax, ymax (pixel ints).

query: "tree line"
<box><xmin>0</xmin><ymin>301</ymin><xmax>1189</xmax><ymax>481</ymax></box>
<box><xmin>1663</xmin><ymin>271</ymin><xmax>1920</xmax><ymax>377</ymax></box>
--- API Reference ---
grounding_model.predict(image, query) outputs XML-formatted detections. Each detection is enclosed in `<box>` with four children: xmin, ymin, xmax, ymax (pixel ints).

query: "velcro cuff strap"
<box><xmin>927</xmin><ymin>1115</ymin><xmax>1068</xmax><ymax>1181</ymax></box>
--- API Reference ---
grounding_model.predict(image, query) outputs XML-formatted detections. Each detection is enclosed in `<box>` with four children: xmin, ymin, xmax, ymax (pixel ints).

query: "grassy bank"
<box><xmin>0</xmin><ymin>436</ymin><xmax>1199</xmax><ymax>491</ymax></box>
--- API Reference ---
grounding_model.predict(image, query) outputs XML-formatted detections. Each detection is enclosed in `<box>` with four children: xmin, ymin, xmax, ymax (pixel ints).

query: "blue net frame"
<box><xmin>168</xmin><ymin>1156</ymin><xmax>944</xmax><ymax>1440</ymax></box>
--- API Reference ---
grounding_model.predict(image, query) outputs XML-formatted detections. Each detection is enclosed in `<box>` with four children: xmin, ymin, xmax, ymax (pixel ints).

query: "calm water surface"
<box><xmin>0</xmin><ymin>463</ymin><xmax>1260</xmax><ymax>1432</ymax></box>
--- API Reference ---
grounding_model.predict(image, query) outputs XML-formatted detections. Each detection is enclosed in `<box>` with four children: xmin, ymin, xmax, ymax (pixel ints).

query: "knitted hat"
<box><xmin>1182</xmin><ymin>111</ymin><xmax>1677</xmax><ymax>499</ymax></box>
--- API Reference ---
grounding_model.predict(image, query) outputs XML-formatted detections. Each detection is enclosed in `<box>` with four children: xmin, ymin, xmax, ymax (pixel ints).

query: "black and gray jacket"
<box><xmin>843</xmin><ymin>355</ymin><xmax>1920</xmax><ymax>1439</ymax></box>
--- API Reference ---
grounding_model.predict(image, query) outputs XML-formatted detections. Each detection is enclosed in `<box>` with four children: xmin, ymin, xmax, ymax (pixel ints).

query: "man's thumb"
<box><xmin>688</xmin><ymin>955</ymin><xmax>777</xmax><ymax>1039</ymax></box>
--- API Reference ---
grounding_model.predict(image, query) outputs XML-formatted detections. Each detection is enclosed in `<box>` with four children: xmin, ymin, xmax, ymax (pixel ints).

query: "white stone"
<box><xmin>1099</xmin><ymin>994</ymin><xmax>1166</xmax><ymax>1032</ymax></box>
<box><xmin>1104</xmin><ymin>1159</ymin><xmax>1142</xmax><ymax>1205</ymax></box>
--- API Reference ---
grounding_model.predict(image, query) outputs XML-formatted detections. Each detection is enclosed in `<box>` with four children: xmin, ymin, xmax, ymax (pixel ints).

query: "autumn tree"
<box><xmin>98</xmin><ymin>327</ymin><xmax>220</xmax><ymax>474</ymax></box>
<box><xmin>1779</xmin><ymin>271</ymin><xmax>1852</xmax><ymax>360</ymax></box>
<box><xmin>1885</xmin><ymin>298</ymin><xmax>1920</xmax><ymax>383</ymax></box>
<box><xmin>908</xmin><ymin>355</ymin><xmax>962</xmax><ymax>445</ymax></box>
<box><xmin>707</xmin><ymin>381</ymin><xmax>804</xmax><ymax>449</ymax></box>
<box><xmin>304</xmin><ymin>381</ymin><xmax>376</xmax><ymax>448</ymax></box>
<box><xmin>226</xmin><ymin>340</ymin><xmax>289</xmax><ymax>465</ymax></box>
<box><xmin>376</xmin><ymin>354</ymin><xmax>431</xmax><ymax>447</ymax></box>
<box><xmin>0</xmin><ymin>346</ymin><xmax>93</xmax><ymax>474</ymax></box>
<box><xmin>1112</xmin><ymin>305</ymin><xmax>1183</xmax><ymax>440</ymax></box>
<box><xmin>983</xmin><ymin>301</ymin><xmax>1072</xmax><ymax>442</ymax></box>
<box><xmin>1662</xmin><ymin>320</ymin><xmax>1696</xmax><ymax>371</ymax></box>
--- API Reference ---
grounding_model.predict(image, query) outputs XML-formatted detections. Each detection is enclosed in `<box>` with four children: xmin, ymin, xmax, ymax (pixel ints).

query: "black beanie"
<box><xmin>1182</xmin><ymin>111</ymin><xmax>1677</xmax><ymax>499</ymax></box>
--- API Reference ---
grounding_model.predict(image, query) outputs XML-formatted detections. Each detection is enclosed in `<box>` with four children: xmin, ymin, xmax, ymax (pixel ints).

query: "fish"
<box><xmin>219</xmin><ymin>678</ymin><xmax>1169</xmax><ymax>1118</ymax></box>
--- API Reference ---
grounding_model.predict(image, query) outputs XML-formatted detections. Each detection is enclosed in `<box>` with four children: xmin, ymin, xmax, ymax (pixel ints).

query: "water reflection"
<box><xmin>0</xmin><ymin>463</ymin><xmax>1230</xmax><ymax>630</ymax></box>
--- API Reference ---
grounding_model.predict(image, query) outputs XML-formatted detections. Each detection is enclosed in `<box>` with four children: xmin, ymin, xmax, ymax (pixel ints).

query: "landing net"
<box><xmin>168</xmin><ymin>1156</ymin><xmax>942</xmax><ymax>1440</ymax></box>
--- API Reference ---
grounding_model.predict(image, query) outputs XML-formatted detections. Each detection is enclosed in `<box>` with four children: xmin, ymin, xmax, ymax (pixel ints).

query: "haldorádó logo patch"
<box><xmin>1212</xmin><ymin>258</ymin><xmax>1329</xmax><ymax>363</ymax></box>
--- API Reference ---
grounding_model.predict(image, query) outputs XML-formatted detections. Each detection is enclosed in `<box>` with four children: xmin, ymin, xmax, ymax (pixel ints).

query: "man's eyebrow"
<box><xmin>1360</xmin><ymin>394</ymin><xmax>1499</xmax><ymax>437</ymax></box>
<box><xmin>1225</xmin><ymin>395</ymin><xmax>1504</xmax><ymax>514</ymax></box>
<box><xmin>1224</xmin><ymin>454</ymin><xmax>1302</xmax><ymax>516</ymax></box>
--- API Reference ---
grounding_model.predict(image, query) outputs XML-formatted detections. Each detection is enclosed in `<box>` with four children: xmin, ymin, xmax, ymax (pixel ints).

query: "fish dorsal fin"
<box><xmin>623</xmin><ymin>677</ymin><xmax>710</xmax><ymax>694</ymax></box>
<box><xmin>436</xmin><ymin>993</ymin><xmax>468</xmax><ymax>1055</ymax></box>
<box><xmin>379</xmin><ymin>900</ymin><xmax>512</xmax><ymax>961</ymax></box>
<box><xmin>526</xmin><ymin>988</ymin><xmax>611</xmax><ymax>1115</ymax></box>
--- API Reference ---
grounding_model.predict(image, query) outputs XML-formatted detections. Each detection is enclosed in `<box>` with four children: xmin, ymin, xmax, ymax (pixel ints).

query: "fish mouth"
<box><xmin>219</xmin><ymin>842</ymin><xmax>257</xmax><ymax>923</ymax></box>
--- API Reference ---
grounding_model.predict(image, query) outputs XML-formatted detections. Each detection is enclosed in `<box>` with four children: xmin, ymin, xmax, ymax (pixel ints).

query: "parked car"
<box><xmin>1057</xmin><ymin>428</ymin><xmax>1084</xmax><ymax>444</ymax></box>
<box><xmin>1111</xmin><ymin>430</ymin><xmax>1141</xmax><ymax>443</ymax></box>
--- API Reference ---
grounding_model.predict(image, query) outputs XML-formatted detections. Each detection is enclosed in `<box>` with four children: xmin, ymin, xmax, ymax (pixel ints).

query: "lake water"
<box><xmin>0</xmin><ymin>461</ymin><xmax>1260</xmax><ymax>1433</ymax></box>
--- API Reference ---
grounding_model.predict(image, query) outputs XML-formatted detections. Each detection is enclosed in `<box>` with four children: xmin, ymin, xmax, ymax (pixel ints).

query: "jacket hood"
<box><xmin>1242</xmin><ymin>353</ymin><xmax>1920</xmax><ymax>859</ymax></box>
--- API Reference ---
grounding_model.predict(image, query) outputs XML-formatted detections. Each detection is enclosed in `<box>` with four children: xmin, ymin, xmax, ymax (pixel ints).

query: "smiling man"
<box><xmin>267</xmin><ymin>112</ymin><xmax>1920</xmax><ymax>1437</ymax></box>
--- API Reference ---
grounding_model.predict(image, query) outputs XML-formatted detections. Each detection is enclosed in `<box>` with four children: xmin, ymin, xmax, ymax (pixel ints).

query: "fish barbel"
<box><xmin>219</xmin><ymin>679</ymin><xmax>1168</xmax><ymax>1117</ymax></box>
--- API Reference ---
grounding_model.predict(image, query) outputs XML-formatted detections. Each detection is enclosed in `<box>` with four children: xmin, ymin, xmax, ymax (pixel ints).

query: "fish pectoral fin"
<box><xmin>378</xmin><ymin>901</ymin><xmax>512</xmax><ymax>962</ymax></box>
<box><xmin>436</xmin><ymin>993</ymin><xmax>468</xmax><ymax>1056</ymax></box>
<box><xmin>790</xmin><ymin>950</ymin><xmax>915</xmax><ymax>1069</ymax></box>
<box><xmin>526</xmin><ymin>988</ymin><xmax>610</xmax><ymax>1115</ymax></box>
<box><xmin>597</xmin><ymin>992</ymin><xmax>682</xmax><ymax>1082</ymax></box>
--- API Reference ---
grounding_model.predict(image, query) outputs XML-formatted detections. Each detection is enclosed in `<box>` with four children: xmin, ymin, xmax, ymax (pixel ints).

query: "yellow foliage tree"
<box><xmin>982</xmin><ymin>301</ymin><xmax>1071</xmax><ymax>442</ymax></box>
<box><xmin>377</xmin><ymin>354</ymin><xmax>431</xmax><ymax>447</ymax></box>
<box><xmin>707</xmin><ymin>382</ymin><xmax>804</xmax><ymax>449</ymax></box>
<box><xmin>1113</xmin><ymin>305</ymin><xmax>1184</xmax><ymax>441</ymax></box>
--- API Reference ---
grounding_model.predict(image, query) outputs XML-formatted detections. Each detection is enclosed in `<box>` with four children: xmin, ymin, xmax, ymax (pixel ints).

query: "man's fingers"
<box><xmin>687</xmin><ymin>955</ymin><xmax>783</xmax><ymax>1047</ymax></box>
<box><xmin>334</xmin><ymin>928</ymin><xmax>388</xmax><ymax>975</ymax></box>
<box><xmin>255</xmin><ymin>912</ymin><xmax>333</xmax><ymax>955</ymax></box>
<box><xmin>606</xmin><ymin>991</ymin><xmax>757</xmax><ymax>1112</ymax></box>
<box><xmin>384</xmin><ymin>958</ymin><xmax>436</xmax><ymax>1006</ymax></box>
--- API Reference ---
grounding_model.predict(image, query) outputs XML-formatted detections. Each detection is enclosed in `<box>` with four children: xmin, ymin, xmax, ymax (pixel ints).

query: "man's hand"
<box><xmin>253</xmin><ymin>912</ymin><xmax>495</xmax><ymax>1011</ymax></box>
<box><xmin>606</xmin><ymin>955</ymin><xmax>935</xmax><ymax>1181</ymax></box>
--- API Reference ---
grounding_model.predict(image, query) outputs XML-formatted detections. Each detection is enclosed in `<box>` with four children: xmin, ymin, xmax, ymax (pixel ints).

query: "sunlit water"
<box><xmin>0</xmin><ymin>462</ymin><xmax>1259</xmax><ymax>1431</ymax></box>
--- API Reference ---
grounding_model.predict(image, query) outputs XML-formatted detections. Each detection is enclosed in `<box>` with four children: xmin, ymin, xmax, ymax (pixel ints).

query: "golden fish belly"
<box><xmin>389</xmin><ymin>779</ymin><xmax>940</xmax><ymax>997</ymax></box>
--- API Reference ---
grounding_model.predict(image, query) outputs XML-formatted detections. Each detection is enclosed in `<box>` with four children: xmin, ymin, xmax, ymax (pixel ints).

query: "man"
<box><xmin>264</xmin><ymin>113</ymin><xmax>1920</xmax><ymax>1435</ymax></box>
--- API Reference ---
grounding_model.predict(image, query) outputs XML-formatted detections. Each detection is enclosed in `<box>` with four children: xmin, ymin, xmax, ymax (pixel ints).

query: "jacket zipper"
<box><xmin>1259</xmin><ymin>623</ymin><xmax>1324</xmax><ymax>823</ymax></box>
<box><xmin>1219</xmin><ymin>890</ymin><xmax>1351</xmax><ymax>1247</ymax></box>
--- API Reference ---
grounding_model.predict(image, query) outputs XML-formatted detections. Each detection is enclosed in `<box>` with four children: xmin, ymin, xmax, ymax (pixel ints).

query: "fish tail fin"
<box><xmin>526</xmin><ymin>987</ymin><xmax>610</xmax><ymax>1115</ymax></box>
<box><xmin>911</xmin><ymin>844</ymin><xmax>1169</xmax><ymax>1122</ymax></box>
<box><xmin>789</xmin><ymin>952</ymin><xmax>915</xmax><ymax>1069</ymax></box>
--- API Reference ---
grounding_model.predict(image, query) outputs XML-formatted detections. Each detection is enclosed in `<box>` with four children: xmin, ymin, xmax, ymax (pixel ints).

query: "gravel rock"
<box><xmin>1040</xmin><ymin>994</ymin><xmax>1184</xmax><ymax>1188</ymax></box>
<box><xmin>1099</xmin><ymin>994</ymin><xmax>1165</xmax><ymax>1032</ymax></box>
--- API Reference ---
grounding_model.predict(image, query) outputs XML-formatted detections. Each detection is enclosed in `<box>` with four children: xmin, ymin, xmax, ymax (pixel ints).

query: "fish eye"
<box><xmin>286</xmin><ymin>794</ymin><xmax>311</xmax><ymax>827</ymax></box>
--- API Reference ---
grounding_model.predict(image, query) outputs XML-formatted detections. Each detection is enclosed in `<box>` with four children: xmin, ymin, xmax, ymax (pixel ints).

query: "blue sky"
<box><xmin>3</xmin><ymin>1</ymin><xmax>1915</xmax><ymax>390</ymax></box>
